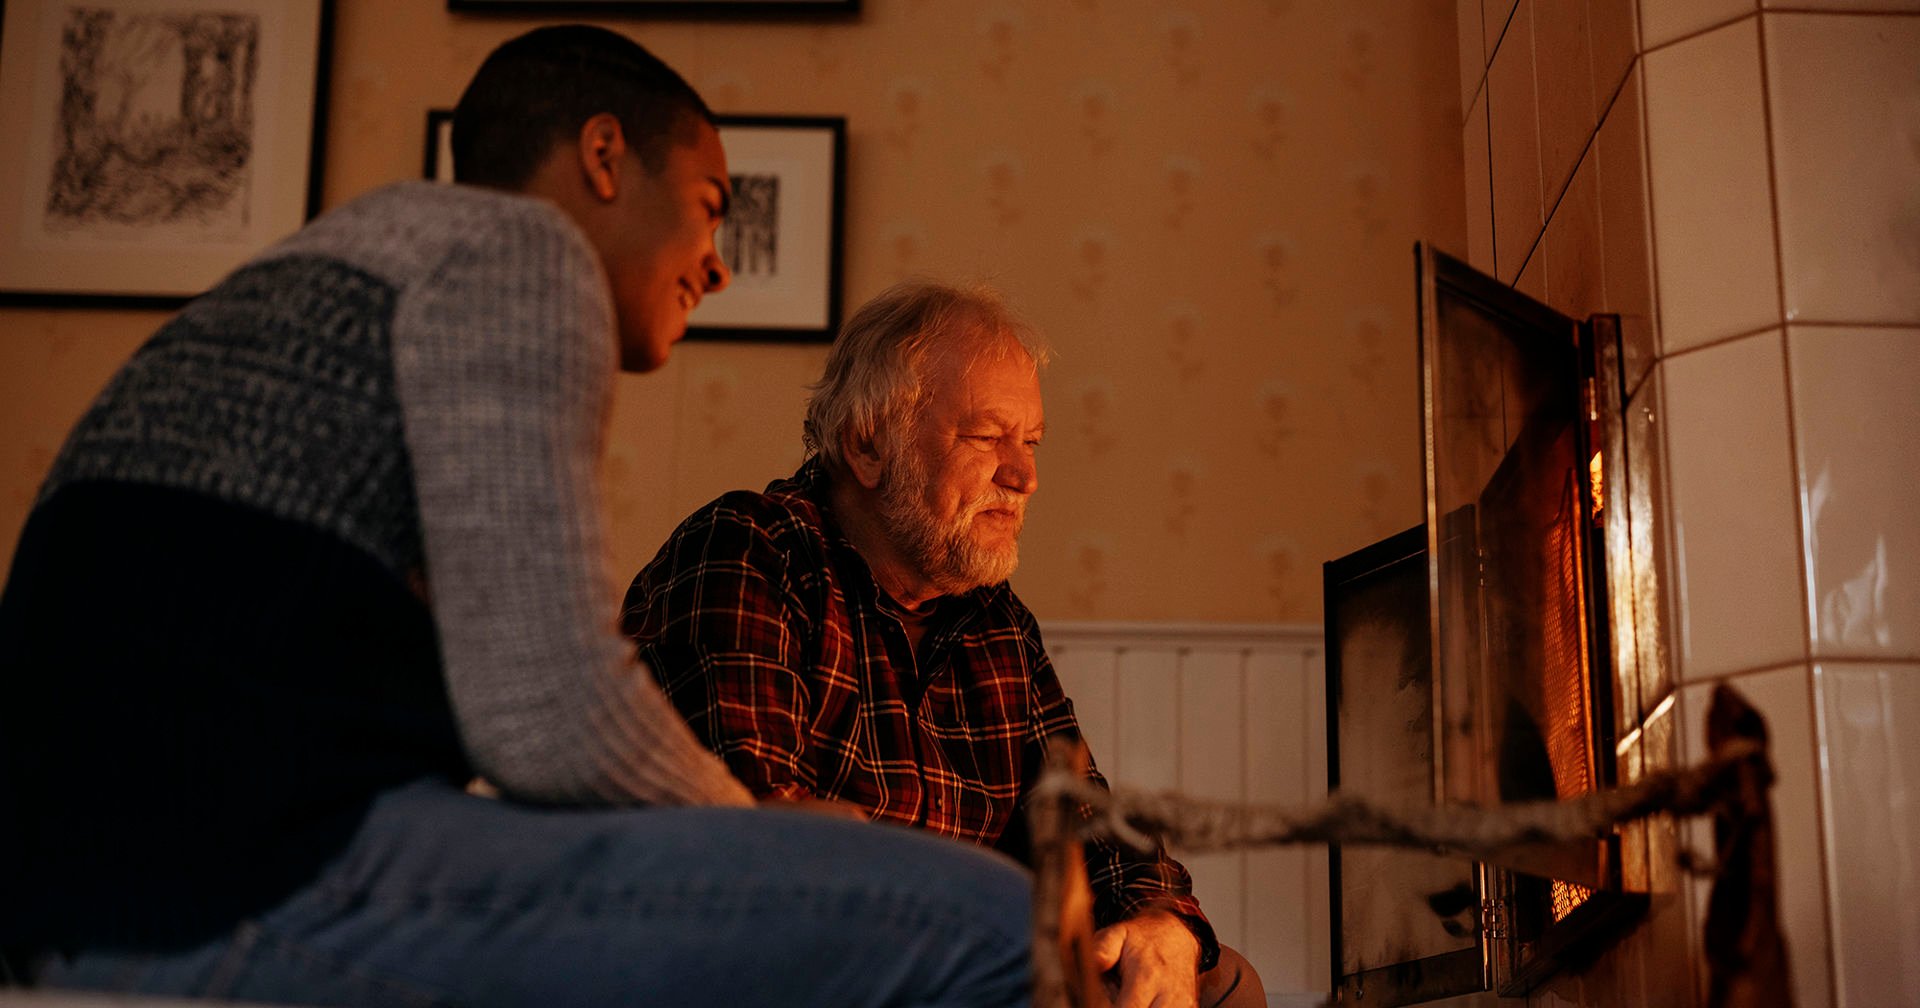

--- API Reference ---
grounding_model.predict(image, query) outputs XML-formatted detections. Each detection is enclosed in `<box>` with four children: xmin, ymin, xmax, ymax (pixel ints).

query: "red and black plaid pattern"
<box><xmin>624</xmin><ymin>461</ymin><xmax>1215</xmax><ymax>961</ymax></box>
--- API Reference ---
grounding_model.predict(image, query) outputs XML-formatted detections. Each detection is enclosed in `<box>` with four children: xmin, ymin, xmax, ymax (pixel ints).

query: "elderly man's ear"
<box><xmin>844</xmin><ymin>431</ymin><xmax>888</xmax><ymax>491</ymax></box>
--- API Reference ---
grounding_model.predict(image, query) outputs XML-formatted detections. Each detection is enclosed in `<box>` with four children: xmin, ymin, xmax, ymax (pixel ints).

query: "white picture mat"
<box><xmin>0</xmin><ymin>0</ymin><xmax>324</xmax><ymax>299</ymax></box>
<box><xmin>689</xmin><ymin>123</ymin><xmax>836</xmax><ymax>331</ymax></box>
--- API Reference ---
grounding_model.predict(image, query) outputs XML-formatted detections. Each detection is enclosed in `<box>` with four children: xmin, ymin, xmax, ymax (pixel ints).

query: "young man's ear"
<box><xmin>576</xmin><ymin>112</ymin><xmax>627</xmax><ymax>202</ymax></box>
<box><xmin>844</xmin><ymin>429</ymin><xmax>887</xmax><ymax>491</ymax></box>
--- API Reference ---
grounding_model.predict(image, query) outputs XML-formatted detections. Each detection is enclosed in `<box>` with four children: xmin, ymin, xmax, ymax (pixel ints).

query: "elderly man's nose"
<box><xmin>997</xmin><ymin>450</ymin><xmax>1038</xmax><ymax>495</ymax></box>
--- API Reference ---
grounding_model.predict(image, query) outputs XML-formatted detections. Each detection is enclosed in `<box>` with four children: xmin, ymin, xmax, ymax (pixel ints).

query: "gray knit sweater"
<box><xmin>36</xmin><ymin>181</ymin><xmax>752</xmax><ymax>810</ymax></box>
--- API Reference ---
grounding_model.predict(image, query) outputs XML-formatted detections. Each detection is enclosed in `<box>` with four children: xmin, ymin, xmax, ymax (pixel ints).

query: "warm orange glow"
<box><xmin>1545</xmin><ymin>478</ymin><xmax>1598</xmax><ymax>923</ymax></box>
<box><xmin>1589</xmin><ymin>451</ymin><xmax>1605</xmax><ymax>522</ymax></box>
<box><xmin>1544</xmin><ymin>484</ymin><xmax>1596</xmax><ymax>803</ymax></box>
<box><xmin>1551</xmin><ymin>880</ymin><xmax>1593</xmax><ymax>922</ymax></box>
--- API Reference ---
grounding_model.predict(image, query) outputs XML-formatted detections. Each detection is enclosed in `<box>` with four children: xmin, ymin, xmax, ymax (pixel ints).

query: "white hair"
<box><xmin>803</xmin><ymin>279</ymin><xmax>1050</xmax><ymax>472</ymax></box>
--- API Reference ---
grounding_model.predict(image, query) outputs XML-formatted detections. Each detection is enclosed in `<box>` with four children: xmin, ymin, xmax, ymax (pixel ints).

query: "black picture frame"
<box><xmin>447</xmin><ymin>0</ymin><xmax>859</xmax><ymax>17</ymax></box>
<box><xmin>0</xmin><ymin>0</ymin><xmax>335</xmax><ymax>308</ymax></box>
<box><xmin>421</xmin><ymin>110</ymin><xmax>845</xmax><ymax>344</ymax></box>
<box><xmin>424</xmin><ymin>108</ymin><xmax>455</xmax><ymax>183</ymax></box>
<box><xmin>692</xmin><ymin>114</ymin><xmax>845</xmax><ymax>343</ymax></box>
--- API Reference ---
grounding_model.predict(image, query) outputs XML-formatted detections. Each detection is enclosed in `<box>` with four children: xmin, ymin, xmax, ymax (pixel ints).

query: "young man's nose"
<box><xmin>703</xmin><ymin>248</ymin><xmax>731</xmax><ymax>293</ymax></box>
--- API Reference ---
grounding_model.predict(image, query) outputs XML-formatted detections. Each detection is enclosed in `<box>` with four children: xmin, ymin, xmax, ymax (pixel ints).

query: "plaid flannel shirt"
<box><xmin>623</xmin><ymin>461</ymin><xmax>1217</xmax><ymax>965</ymax></box>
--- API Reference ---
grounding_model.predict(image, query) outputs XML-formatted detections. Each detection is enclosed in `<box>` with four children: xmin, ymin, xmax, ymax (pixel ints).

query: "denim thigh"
<box><xmin>42</xmin><ymin>780</ymin><xmax>1033</xmax><ymax>1008</ymax></box>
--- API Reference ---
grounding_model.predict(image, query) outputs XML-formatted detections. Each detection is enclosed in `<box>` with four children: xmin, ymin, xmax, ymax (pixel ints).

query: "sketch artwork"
<box><xmin>721</xmin><ymin>173</ymin><xmax>779</xmax><ymax>279</ymax></box>
<box><xmin>43</xmin><ymin>7</ymin><xmax>260</xmax><ymax>239</ymax></box>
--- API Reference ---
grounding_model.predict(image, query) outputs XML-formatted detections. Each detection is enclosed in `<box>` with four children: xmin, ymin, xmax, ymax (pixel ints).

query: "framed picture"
<box><xmin>447</xmin><ymin>0</ymin><xmax>859</xmax><ymax>16</ymax></box>
<box><xmin>425</xmin><ymin>110</ymin><xmax>845</xmax><ymax>343</ymax></box>
<box><xmin>693</xmin><ymin>114</ymin><xmax>845</xmax><ymax>342</ymax></box>
<box><xmin>424</xmin><ymin>108</ymin><xmax>455</xmax><ymax>183</ymax></box>
<box><xmin>0</xmin><ymin>0</ymin><xmax>334</xmax><ymax>308</ymax></box>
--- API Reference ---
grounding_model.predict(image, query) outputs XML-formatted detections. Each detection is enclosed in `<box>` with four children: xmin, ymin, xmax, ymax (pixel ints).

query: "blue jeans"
<box><xmin>37</xmin><ymin>780</ymin><xmax>1032</xmax><ymax>1006</ymax></box>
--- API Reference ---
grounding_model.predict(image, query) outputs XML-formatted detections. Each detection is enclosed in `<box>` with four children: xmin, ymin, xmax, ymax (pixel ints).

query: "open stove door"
<box><xmin>1417</xmin><ymin>244</ymin><xmax>1646</xmax><ymax>996</ymax></box>
<box><xmin>1325</xmin><ymin>244</ymin><xmax>1651</xmax><ymax>1007</ymax></box>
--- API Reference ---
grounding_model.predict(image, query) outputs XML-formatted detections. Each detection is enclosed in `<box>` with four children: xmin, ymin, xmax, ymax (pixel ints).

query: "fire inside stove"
<box><xmin>1544</xmin><ymin>470</ymin><xmax>1597</xmax><ymax>924</ymax></box>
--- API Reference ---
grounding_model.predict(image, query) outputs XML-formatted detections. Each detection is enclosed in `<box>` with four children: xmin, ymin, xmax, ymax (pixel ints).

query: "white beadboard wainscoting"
<box><xmin>1042</xmin><ymin>621</ymin><xmax>1329</xmax><ymax>1008</ymax></box>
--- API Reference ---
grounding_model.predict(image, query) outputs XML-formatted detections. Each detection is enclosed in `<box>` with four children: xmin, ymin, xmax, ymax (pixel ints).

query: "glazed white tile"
<box><xmin>1676</xmin><ymin>665</ymin><xmax>1832</xmax><ymax>1008</ymax></box>
<box><xmin>1661</xmin><ymin>332</ymin><xmax>1804</xmax><ymax>679</ymax></box>
<box><xmin>1544</xmin><ymin>143</ymin><xmax>1604</xmax><ymax>319</ymax></box>
<box><xmin>1787</xmin><ymin>326</ymin><xmax>1920</xmax><ymax>660</ymax></box>
<box><xmin>1596</xmin><ymin>67</ymin><xmax>1658</xmax><ymax>379</ymax></box>
<box><xmin>1816</xmin><ymin>663</ymin><xmax>1920</xmax><ymax>1006</ymax></box>
<box><xmin>1460</xmin><ymin>0</ymin><xmax>1488</xmax><ymax>115</ymax></box>
<box><xmin>1486</xmin><ymin>0</ymin><xmax>1523</xmax><ymax>56</ymax></box>
<box><xmin>1762</xmin><ymin>0</ymin><xmax>1920</xmax><ymax>8</ymax></box>
<box><xmin>1639</xmin><ymin>0</ymin><xmax>1754</xmax><ymax>49</ymax></box>
<box><xmin>1517</xmin><ymin>240</ymin><xmax>1547</xmax><ymax>300</ymax></box>
<box><xmin>1642</xmin><ymin>19</ymin><xmax>1779</xmax><ymax>354</ymax></box>
<box><xmin>1533</xmin><ymin>0</ymin><xmax>1598</xmax><ymax>201</ymax></box>
<box><xmin>1466</xmin><ymin>89</ymin><xmax>1497</xmax><ymax>274</ymax></box>
<box><xmin>1765</xmin><ymin>13</ymin><xmax>1920</xmax><ymax>325</ymax></box>
<box><xmin>1489</xmin><ymin>0</ymin><xmax>1543</xmax><ymax>283</ymax></box>
<box><xmin>1589</xmin><ymin>0</ymin><xmax>1639</xmax><ymax>115</ymax></box>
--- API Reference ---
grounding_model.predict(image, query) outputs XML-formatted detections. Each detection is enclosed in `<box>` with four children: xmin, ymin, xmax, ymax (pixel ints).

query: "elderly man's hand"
<box><xmin>1092</xmin><ymin>908</ymin><xmax>1201</xmax><ymax>1008</ymax></box>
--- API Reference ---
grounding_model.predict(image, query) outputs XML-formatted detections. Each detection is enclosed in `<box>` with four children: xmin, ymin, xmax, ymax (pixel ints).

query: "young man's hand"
<box><xmin>1092</xmin><ymin>908</ymin><xmax>1201</xmax><ymax>1007</ymax></box>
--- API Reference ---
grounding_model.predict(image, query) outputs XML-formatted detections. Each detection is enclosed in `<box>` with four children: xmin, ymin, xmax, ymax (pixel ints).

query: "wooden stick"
<box><xmin>1028</xmin><ymin>683</ymin><xmax>1792</xmax><ymax>1008</ymax></box>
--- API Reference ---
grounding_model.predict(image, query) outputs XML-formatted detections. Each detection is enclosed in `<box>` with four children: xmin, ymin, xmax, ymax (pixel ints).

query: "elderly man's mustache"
<box><xmin>972</xmin><ymin>493</ymin><xmax>1026</xmax><ymax>519</ymax></box>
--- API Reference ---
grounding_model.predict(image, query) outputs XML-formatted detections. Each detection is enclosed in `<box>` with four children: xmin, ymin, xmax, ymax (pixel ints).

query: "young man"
<box><xmin>0</xmin><ymin>28</ymin><xmax>1028</xmax><ymax>1007</ymax></box>
<box><xmin>625</xmin><ymin>280</ymin><xmax>1266</xmax><ymax>1008</ymax></box>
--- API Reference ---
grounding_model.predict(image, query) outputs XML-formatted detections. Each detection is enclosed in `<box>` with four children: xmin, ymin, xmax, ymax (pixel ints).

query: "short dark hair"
<box><xmin>452</xmin><ymin>25</ymin><xmax>714</xmax><ymax>189</ymax></box>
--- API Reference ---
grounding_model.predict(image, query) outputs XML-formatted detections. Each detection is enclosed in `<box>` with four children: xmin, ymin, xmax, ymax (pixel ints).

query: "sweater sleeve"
<box><xmin>388</xmin><ymin>200</ymin><xmax>752</xmax><ymax>808</ymax></box>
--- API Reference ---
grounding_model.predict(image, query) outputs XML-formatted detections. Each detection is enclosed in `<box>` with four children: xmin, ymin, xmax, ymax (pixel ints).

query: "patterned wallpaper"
<box><xmin>0</xmin><ymin>0</ymin><xmax>1465</xmax><ymax>625</ymax></box>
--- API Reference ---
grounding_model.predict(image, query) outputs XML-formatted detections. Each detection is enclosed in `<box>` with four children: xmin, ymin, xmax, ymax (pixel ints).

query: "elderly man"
<box><xmin>624</xmin><ymin>280</ymin><xmax>1265</xmax><ymax>1007</ymax></box>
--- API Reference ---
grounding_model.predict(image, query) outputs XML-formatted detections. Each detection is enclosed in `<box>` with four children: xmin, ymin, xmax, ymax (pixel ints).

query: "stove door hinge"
<box><xmin>1481</xmin><ymin>899</ymin><xmax>1509</xmax><ymax>942</ymax></box>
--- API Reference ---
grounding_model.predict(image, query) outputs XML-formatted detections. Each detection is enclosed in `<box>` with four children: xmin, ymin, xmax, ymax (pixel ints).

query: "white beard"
<box><xmin>876</xmin><ymin>444</ymin><xmax>1022</xmax><ymax>595</ymax></box>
